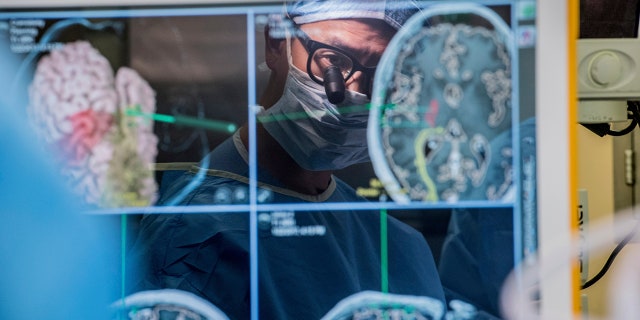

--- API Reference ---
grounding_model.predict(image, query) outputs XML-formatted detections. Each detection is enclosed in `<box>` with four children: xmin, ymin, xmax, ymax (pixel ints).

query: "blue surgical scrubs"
<box><xmin>129</xmin><ymin>132</ymin><xmax>446</xmax><ymax>319</ymax></box>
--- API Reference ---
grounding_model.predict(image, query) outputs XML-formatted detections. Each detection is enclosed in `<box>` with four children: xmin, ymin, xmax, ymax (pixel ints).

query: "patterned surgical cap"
<box><xmin>287</xmin><ymin>0</ymin><xmax>420</xmax><ymax>30</ymax></box>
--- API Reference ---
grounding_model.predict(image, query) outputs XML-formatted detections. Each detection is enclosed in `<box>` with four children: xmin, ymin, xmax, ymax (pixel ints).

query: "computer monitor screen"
<box><xmin>1</xmin><ymin>1</ymin><xmax>538</xmax><ymax>319</ymax></box>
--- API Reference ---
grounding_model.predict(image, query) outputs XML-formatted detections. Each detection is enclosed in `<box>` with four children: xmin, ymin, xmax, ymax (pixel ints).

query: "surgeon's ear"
<box><xmin>264</xmin><ymin>26</ymin><xmax>287</xmax><ymax>71</ymax></box>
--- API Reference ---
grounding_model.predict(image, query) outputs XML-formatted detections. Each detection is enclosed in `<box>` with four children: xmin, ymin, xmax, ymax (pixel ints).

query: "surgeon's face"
<box><xmin>290</xmin><ymin>18</ymin><xmax>396</xmax><ymax>96</ymax></box>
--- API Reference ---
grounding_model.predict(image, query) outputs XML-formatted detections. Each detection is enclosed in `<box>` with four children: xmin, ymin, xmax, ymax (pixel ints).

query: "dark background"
<box><xmin>580</xmin><ymin>0</ymin><xmax>639</xmax><ymax>38</ymax></box>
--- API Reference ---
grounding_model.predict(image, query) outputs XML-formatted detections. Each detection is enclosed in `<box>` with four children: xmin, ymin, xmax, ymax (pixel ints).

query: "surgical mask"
<box><xmin>260</xmin><ymin>64</ymin><xmax>371</xmax><ymax>171</ymax></box>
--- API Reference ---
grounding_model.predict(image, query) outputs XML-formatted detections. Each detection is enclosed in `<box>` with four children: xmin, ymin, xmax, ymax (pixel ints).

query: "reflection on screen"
<box><xmin>1</xmin><ymin>1</ymin><xmax>537</xmax><ymax>319</ymax></box>
<box><xmin>28</xmin><ymin>40</ymin><xmax>159</xmax><ymax>207</ymax></box>
<box><xmin>369</xmin><ymin>4</ymin><xmax>514</xmax><ymax>204</ymax></box>
<box><xmin>4</xmin><ymin>9</ymin><xmax>250</xmax><ymax>210</ymax></box>
<box><xmin>2</xmin><ymin>2</ymin><xmax>533</xmax><ymax>212</ymax></box>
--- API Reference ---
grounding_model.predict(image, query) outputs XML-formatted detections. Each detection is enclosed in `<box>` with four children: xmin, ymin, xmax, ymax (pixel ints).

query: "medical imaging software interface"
<box><xmin>1</xmin><ymin>1</ymin><xmax>537</xmax><ymax>318</ymax></box>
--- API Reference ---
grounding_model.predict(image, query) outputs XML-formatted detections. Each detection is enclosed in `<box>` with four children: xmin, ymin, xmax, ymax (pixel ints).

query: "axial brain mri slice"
<box><xmin>368</xmin><ymin>4</ymin><xmax>514</xmax><ymax>203</ymax></box>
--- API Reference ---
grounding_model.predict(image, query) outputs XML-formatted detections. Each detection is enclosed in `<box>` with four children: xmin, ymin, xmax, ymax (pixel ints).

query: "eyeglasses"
<box><xmin>295</xmin><ymin>27</ymin><xmax>377</xmax><ymax>98</ymax></box>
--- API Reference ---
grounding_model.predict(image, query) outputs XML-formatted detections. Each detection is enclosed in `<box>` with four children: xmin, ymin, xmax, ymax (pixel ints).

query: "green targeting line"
<box><xmin>379</xmin><ymin>105</ymin><xmax>438</xmax><ymax>113</ymax></box>
<box><xmin>124</xmin><ymin>101</ymin><xmax>403</xmax><ymax>130</ymax></box>
<box><xmin>339</xmin><ymin>104</ymin><xmax>372</xmax><ymax>114</ymax></box>
<box><xmin>380</xmin><ymin>208</ymin><xmax>389</xmax><ymax>294</ymax></box>
<box><xmin>125</xmin><ymin>107</ymin><xmax>238</xmax><ymax>134</ymax></box>
<box><xmin>255</xmin><ymin>103</ymin><xmax>402</xmax><ymax>124</ymax></box>
<box><xmin>256</xmin><ymin>103</ymin><xmax>371</xmax><ymax>123</ymax></box>
<box><xmin>381</xmin><ymin>123</ymin><xmax>446</xmax><ymax>129</ymax></box>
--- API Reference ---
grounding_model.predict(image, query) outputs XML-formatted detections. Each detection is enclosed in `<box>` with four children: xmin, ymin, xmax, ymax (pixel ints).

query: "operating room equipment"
<box><xmin>578</xmin><ymin>38</ymin><xmax>640</xmax><ymax>136</ymax></box>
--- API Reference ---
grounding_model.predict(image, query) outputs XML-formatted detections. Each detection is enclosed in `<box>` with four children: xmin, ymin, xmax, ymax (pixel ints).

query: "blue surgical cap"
<box><xmin>287</xmin><ymin>0</ymin><xmax>420</xmax><ymax>30</ymax></box>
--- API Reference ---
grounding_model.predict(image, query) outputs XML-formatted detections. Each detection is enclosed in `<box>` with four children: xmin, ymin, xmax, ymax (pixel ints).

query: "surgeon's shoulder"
<box><xmin>387</xmin><ymin>214</ymin><xmax>429</xmax><ymax>242</ymax></box>
<box><xmin>331</xmin><ymin>177</ymin><xmax>426</xmax><ymax>242</ymax></box>
<box><xmin>331</xmin><ymin>176</ymin><xmax>369</xmax><ymax>202</ymax></box>
<box><xmin>156</xmin><ymin>169</ymin><xmax>248</xmax><ymax>206</ymax></box>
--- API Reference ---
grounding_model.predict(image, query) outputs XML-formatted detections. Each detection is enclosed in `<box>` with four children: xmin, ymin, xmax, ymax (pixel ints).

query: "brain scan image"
<box><xmin>321</xmin><ymin>291</ymin><xmax>482</xmax><ymax>320</ymax></box>
<box><xmin>368</xmin><ymin>4</ymin><xmax>514</xmax><ymax>203</ymax></box>
<box><xmin>112</xmin><ymin>289</ymin><xmax>230</xmax><ymax>320</ymax></box>
<box><xmin>27</xmin><ymin>40</ymin><xmax>159</xmax><ymax>208</ymax></box>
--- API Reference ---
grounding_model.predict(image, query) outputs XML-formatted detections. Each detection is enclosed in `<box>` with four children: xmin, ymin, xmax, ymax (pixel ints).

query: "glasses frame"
<box><xmin>294</xmin><ymin>27</ymin><xmax>377</xmax><ymax>88</ymax></box>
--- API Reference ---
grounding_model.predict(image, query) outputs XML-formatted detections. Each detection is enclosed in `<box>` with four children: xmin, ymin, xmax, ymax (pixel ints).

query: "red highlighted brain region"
<box><xmin>28</xmin><ymin>41</ymin><xmax>159</xmax><ymax>208</ymax></box>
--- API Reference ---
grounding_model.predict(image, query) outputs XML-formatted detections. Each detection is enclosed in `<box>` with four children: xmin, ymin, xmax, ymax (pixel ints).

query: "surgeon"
<box><xmin>129</xmin><ymin>0</ymin><xmax>446</xmax><ymax>319</ymax></box>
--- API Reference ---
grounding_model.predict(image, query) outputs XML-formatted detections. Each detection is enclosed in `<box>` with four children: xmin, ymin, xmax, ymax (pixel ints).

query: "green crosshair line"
<box><xmin>255</xmin><ymin>103</ymin><xmax>372</xmax><ymax>123</ymax></box>
<box><xmin>381</xmin><ymin>208</ymin><xmax>389</xmax><ymax>294</ymax></box>
<box><xmin>127</xmin><ymin>103</ymin><xmax>437</xmax><ymax>130</ymax></box>
<box><xmin>255</xmin><ymin>103</ymin><xmax>407</xmax><ymax>123</ymax></box>
<box><xmin>125</xmin><ymin>105</ymin><xmax>238</xmax><ymax>134</ymax></box>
